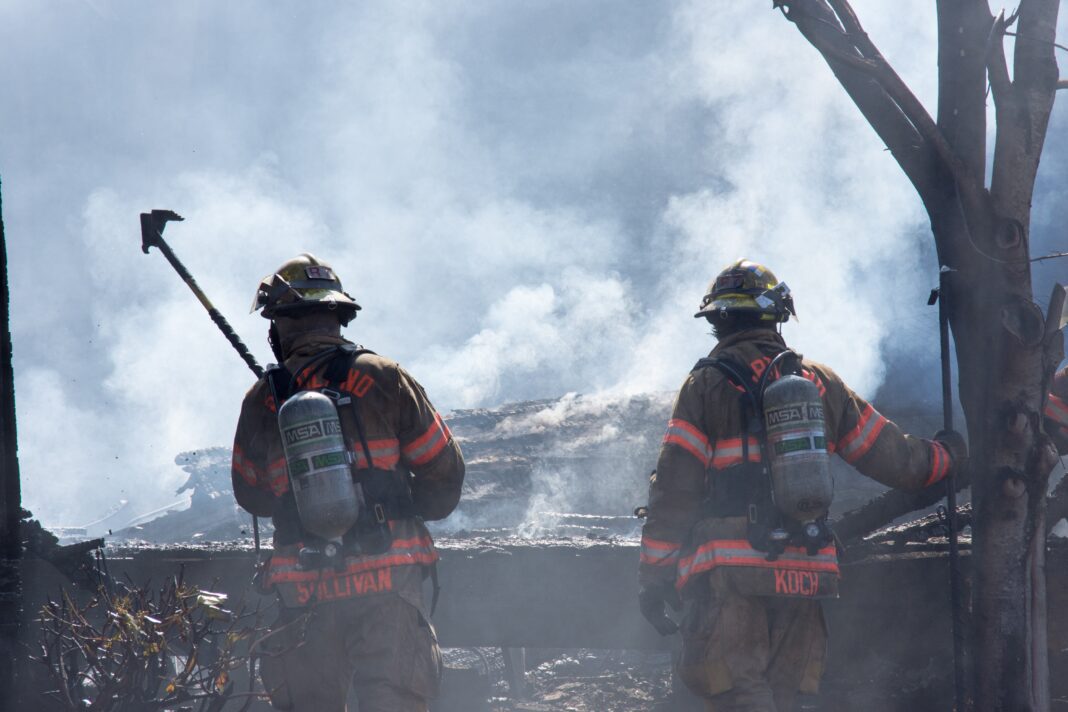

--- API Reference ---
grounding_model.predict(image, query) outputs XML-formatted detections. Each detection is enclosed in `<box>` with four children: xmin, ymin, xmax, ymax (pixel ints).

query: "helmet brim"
<box><xmin>694</xmin><ymin>294</ymin><xmax>762</xmax><ymax>319</ymax></box>
<box><xmin>261</xmin><ymin>290</ymin><xmax>362</xmax><ymax>320</ymax></box>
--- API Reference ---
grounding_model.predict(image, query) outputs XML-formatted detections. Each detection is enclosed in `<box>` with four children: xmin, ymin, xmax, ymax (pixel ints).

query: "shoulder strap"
<box><xmin>265</xmin><ymin>364</ymin><xmax>293</xmax><ymax>409</ymax></box>
<box><xmin>322</xmin><ymin>343</ymin><xmax>376</xmax><ymax>385</ymax></box>
<box><xmin>693</xmin><ymin>356</ymin><xmax>760</xmax><ymax>413</ymax></box>
<box><xmin>317</xmin><ymin>345</ymin><xmax>380</xmax><ymax>472</ymax></box>
<box><xmin>693</xmin><ymin>356</ymin><xmax>761</xmax><ymax>462</ymax></box>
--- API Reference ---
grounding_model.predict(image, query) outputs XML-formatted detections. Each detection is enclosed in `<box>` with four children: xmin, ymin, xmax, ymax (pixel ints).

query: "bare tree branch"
<box><xmin>937</xmin><ymin>0</ymin><xmax>993</xmax><ymax>198</ymax></box>
<box><xmin>986</xmin><ymin>11</ymin><xmax>1016</xmax><ymax>111</ymax></box>
<box><xmin>777</xmin><ymin>0</ymin><xmax>943</xmax><ymax>203</ymax></box>
<box><xmin>991</xmin><ymin>0</ymin><xmax>1061</xmax><ymax>220</ymax></box>
<box><xmin>826</xmin><ymin>0</ymin><xmax>886</xmax><ymax>61</ymax></box>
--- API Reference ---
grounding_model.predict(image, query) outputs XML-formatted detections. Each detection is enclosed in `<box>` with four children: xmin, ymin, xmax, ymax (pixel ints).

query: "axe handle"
<box><xmin>149</xmin><ymin>232</ymin><xmax>264</xmax><ymax>380</ymax></box>
<box><xmin>938</xmin><ymin>271</ymin><xmax>967</xmax><ymax>710</ymax></box>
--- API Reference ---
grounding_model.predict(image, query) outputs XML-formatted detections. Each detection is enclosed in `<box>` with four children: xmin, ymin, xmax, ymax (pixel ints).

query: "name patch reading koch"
<box><xmin>765</xmin><ymin>403</ymin><xmax>824</xmax><ymax>426</ymax></box>
<box><xmin>284</xmin><ymin>418</ymin><xmax>343</xmax><ymax>446</ymax></box>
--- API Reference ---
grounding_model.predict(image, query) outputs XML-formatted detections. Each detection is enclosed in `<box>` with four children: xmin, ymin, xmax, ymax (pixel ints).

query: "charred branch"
<box><xmin>832</xmin><ymin>470</ymin><xmax>971</xmax><ymax>544</ymax></box>
<box><xmin>937</xmin><ymin>0</ymin><xmax>991</xmax><ymax>182</ymax></box>
<box><xmin>35</xmin><ymin>575</ymin><xmax>267</xmax><ymax>712</ymax></box>
<box><xmin>777</xmin><ymin>0</ymin><xmax>995</xmax><ymax>260</ymax></box>
<box><xmin>990</xmin><ymin>0</ymin><xmax>1062</xmax><ymax>218</ymax></box>
<box><xmin>986</xmin><ymin>11</ymin><xmax>1016</xmax><ymax>108</ymax></box>
<box><xmin>775</xmin><ymin>0</ymin><xmax>944</xmax><ymax>204</ymax></box>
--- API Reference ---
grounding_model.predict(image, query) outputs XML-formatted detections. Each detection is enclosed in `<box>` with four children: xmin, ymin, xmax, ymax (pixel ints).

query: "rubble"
<box><xmin>80</xmin><ymin>391</ymin><xmax>1021</xmax><ymax>710</ymax></box>
<box><xmin>111</xmin><ymin>392</ymin><xmax>941</xmax><ymax>545</ymax></box>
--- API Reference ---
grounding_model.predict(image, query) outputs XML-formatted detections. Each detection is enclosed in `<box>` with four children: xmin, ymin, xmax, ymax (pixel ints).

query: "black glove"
<box><xmin>934</xmin><ymin>429</ymin><xmax>968</xmax><ymax>473</ymax></box>
<box><xmin>638</xmin><ymin>581</ymin><xmax>681</xmax><ymax>636</ymax></box>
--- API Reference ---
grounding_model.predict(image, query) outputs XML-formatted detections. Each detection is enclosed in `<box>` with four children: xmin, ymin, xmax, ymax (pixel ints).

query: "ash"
<box><xmin>438</xmin><ymin>648</ymin><xmax>674</xmax><ymax>712</ymax></box>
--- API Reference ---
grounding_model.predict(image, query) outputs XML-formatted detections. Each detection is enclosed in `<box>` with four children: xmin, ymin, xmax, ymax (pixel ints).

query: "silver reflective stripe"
<box><xmin>678</xmin><ymin>542</ymin><xmax>837</xmax><ymax>581</ymax></box>
<box><xmin>640</xmin><ymin>545</ymin><xmax>679</xmax><ymax>564</ymax></box>
<box><xmin>711</xmin><ymin>438</ymin><xmax>762</xmax><ymax>465</ymax></box>
<box><xmin>839</xmin><ymin>407</ymin><xmax>886</xmax><ymax>460</ymax></box>
<box><xmin>404</xmin><ymin>428</ymin><xmax>445</xmax><ymax>463</ymax></box>
<box><xmin>665</xmin><ymin>423</ymin><xmax>711</xmax><ymax>460</ymax></box>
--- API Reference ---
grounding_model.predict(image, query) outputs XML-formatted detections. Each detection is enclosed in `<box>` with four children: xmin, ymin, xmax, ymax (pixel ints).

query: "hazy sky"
<box><xmin>1</xmin><ymin>1</ymin><xmax>1064</xmax><ymax>526</ymax></box>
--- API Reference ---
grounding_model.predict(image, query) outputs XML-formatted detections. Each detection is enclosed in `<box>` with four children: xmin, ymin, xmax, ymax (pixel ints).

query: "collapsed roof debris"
<box><xmin>111</xmin><ymin>392</ymin><xmax>947</xmax><ymax>545</ymax></box>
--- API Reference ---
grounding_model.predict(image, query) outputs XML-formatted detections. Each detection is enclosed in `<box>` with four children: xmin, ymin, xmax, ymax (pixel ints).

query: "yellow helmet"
<box><xmin>694</xmin><ymin>259</ymin><xmax>795</xmax><ymax>323</ymax></box>
<box><xmin>251</xmin><ymin>253</ymin><xmax>361</xmax><ymax>325</ymax></box>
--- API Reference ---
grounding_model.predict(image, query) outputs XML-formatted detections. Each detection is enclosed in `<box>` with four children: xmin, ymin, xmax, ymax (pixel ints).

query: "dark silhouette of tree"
<box><xmin>772</xmin><ymin>1</ymin><xmax>1063</xmax><ymax>709</ymax></box>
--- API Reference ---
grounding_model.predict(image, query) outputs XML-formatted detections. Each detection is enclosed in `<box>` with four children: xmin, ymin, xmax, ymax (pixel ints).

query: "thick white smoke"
<box><xmin>3</xmin><ymin>2</ymin><xmax>1065</xmax><ymax>527</ymax></box>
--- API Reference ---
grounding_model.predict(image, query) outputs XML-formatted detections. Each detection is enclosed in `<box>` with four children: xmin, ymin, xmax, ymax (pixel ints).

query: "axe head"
<box><xmin>140</xmin><ymin>209</ymin><xmax>184</xmax><ymax>254</ymax></box>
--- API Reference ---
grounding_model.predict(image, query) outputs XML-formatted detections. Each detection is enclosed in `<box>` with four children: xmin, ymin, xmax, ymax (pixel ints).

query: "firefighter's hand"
<box><xmin>639</xmin><ymin>581</ymin><xmax>681</xmax><ymax>636</ymax></box>
<box><xmin>934</xmin><ymin>430</ymin><xmax>968</xmax><ymax>473</ymax></box>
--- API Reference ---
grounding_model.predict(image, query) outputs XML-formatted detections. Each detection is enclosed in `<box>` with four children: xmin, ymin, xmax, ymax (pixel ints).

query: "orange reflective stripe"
<box><xmin>640</xmin><ymin>536</ymin><xmax>682</xmax><ymax>566</ymax></box>
<box><xmin>266</xmin><ymin>535</ymin><xmax>437</xmax><ymax>584</ymax></box>
<box><xmin>663</xmin><ymin>419</ymin><xmax>712</xmax><ymax>466</ymax></box>
<box><xmin>925</xmin><ymin>441</ymin><xmax>950</xmax><ymax>486</ymax></box>
<box><xmin>1046</xmin><ymin>393</ymin><xmax>1068</xmax><ymax>429</ymax></box>
<box><xmin>676</xmin><ymin>539</ymin><xmax>839</xmax><ymax>589</ymax></box>
<box><xmin>801</xmin><ymin>368</ymin><xmax>827</xmax><ymax>397</ymax></box>
<box><xmin>402</xmin><ymin>413</ymin><xmax>451</xmax><ymax>467</ymax></box>
<box><xmin>232</xmin><ymin>445</ymin><xmax>262</xmax><ymax>487</ymax></box>
<box><xmin>266</xmin><ymin>458</ymin><xmax>289</xmax><ymax>495</ymax></box>
<box><xmin>352</xmin><ymin>438</ymin><xmax>401</xmax><ymax>470</ymax></box>
<box><xmin>838</xmin><ymin>404</ymin><xmax>888</xmax><ymax>464</ymax></box>
<box><xmin>710</xmin><ymin>436</ymin><xmax>762</xmax><ymax>468</ymax></box>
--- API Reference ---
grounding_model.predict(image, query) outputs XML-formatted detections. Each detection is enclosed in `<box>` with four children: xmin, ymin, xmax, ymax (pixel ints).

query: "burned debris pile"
<box><xmin>84</xmin><ymin>391</ymin><xmax>1055</xmax><ymax>710</ymax></box>
<box><xmin>112</xmin><ymin>391</ymin><xmax>942</xmax><ymax>546</ymax></box>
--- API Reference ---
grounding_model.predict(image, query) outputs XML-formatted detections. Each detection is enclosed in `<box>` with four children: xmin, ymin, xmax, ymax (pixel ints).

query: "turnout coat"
<box><xmin>640</xmin><ymin>329</ymin><xmax>952</xmax><ymax>598</ymax></box>
<box><xmin>231</xmin><ymin>333</ymin><xmax>465</xmax><ymax>611</ymax></box>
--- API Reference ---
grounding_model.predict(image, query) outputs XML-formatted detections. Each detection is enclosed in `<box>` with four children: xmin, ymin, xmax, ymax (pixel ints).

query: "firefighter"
<box><xmin>638</xmin><ymin>260</ymin><xmax>966</xmax><ymax>711</ymax></box>
<box><xmin>1046</xmin><ymin>365</ymin><xmax>1068</xmax><ymax>455</ymax></box>
<box><xmin>232</xmin><ymin>254</ymin><xmax>464</xmax><ymax>712</ymax></box>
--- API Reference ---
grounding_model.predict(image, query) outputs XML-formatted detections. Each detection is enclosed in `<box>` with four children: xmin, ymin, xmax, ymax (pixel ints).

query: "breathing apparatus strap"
<box><xmin>319</xmin><ymin>347</ymin><xmax>417</xmax><ymax>555</ymax></box>
<box><xmin>322</xmin><ymin>351</ymin><xmax>437</xmax><ymax>614</ymax></box>
<box><xmin>691</xmin><ymin>350</ymin><xmax>803</xmax><ymax>557</ymax></box>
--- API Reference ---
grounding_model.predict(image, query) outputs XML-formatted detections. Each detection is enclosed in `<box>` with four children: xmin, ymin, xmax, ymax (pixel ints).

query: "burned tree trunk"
<box><xmin>773</xmin><ymin>1</ymin><xmax>1062</xmax><ymax>708</ymax></box>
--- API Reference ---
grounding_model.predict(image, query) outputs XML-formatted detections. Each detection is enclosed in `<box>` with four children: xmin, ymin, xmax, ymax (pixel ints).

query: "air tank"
<box><xmin>277</xmin><ymin>390</ymin><xmax>362</xmax><ymax>541</ymax></box>
<box><xmin>762</xmin><ymin>374</ymin><xmax>833</xmax><ymax>524</ymax></box>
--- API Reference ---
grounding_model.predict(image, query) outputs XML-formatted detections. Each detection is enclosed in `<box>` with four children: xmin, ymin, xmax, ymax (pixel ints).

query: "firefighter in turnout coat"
<box><xmin>638</xmin><ymin>260</ymin><xmax>965</xmax><ymax>712</ymax></box>
<box><xmin>232</xmin><ymin>254</ymin><xmax>464</xmax><ymax>712</ymax></box>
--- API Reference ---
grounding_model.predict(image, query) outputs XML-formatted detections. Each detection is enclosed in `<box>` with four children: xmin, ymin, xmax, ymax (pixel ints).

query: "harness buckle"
<box><xmin>319</xmin><ymin>387</ymin><xmax>352</xmax><ymax>406</ymax></box>
<box><xmin>374</xmin><ymin>503</ymin><xmax>386</xmax><ymax>524</ymax></box>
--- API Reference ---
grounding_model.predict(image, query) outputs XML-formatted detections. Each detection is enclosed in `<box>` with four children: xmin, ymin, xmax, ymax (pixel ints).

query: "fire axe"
<box><xmin>139</xmin><ymin>209</ymin><xmax>264</xmax><ymax>551</ymax></box>
<box><xmin>140</xmin><ymin>210</ymin><xmax>264</xmax><ymax>378</ymax></box>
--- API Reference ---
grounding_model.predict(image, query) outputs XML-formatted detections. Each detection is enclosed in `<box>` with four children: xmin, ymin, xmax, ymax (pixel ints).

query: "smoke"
<box><xmin>2</xmin><ymin>2</ymin><xmax>1065</xmax><ymax>526</ymax></box>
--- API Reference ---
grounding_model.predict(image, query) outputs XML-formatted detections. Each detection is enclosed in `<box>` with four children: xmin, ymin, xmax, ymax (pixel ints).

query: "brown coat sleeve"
<box><xmin>640</xmin><ymin>372</ymin><xmax>712</xmax><ymax>586</ymax></box>
<box><xmin>1045</xmin><ymin>367</ymin><xmax>1068</xmax><ymax>455</ymax></box>
<box><xmin>231</xmin><ymin>381</ymin><xmax>285</xmax><ymax>518</ymax></box>
<box><xmin>395</xmin><ymin>366</ymin><xmax>465</xmax><ymax>521</ymax></box>
<box><xmin>812</xmin><ymin>363</ymin><xmax>951</xmax><ymax>490</ymax></box>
